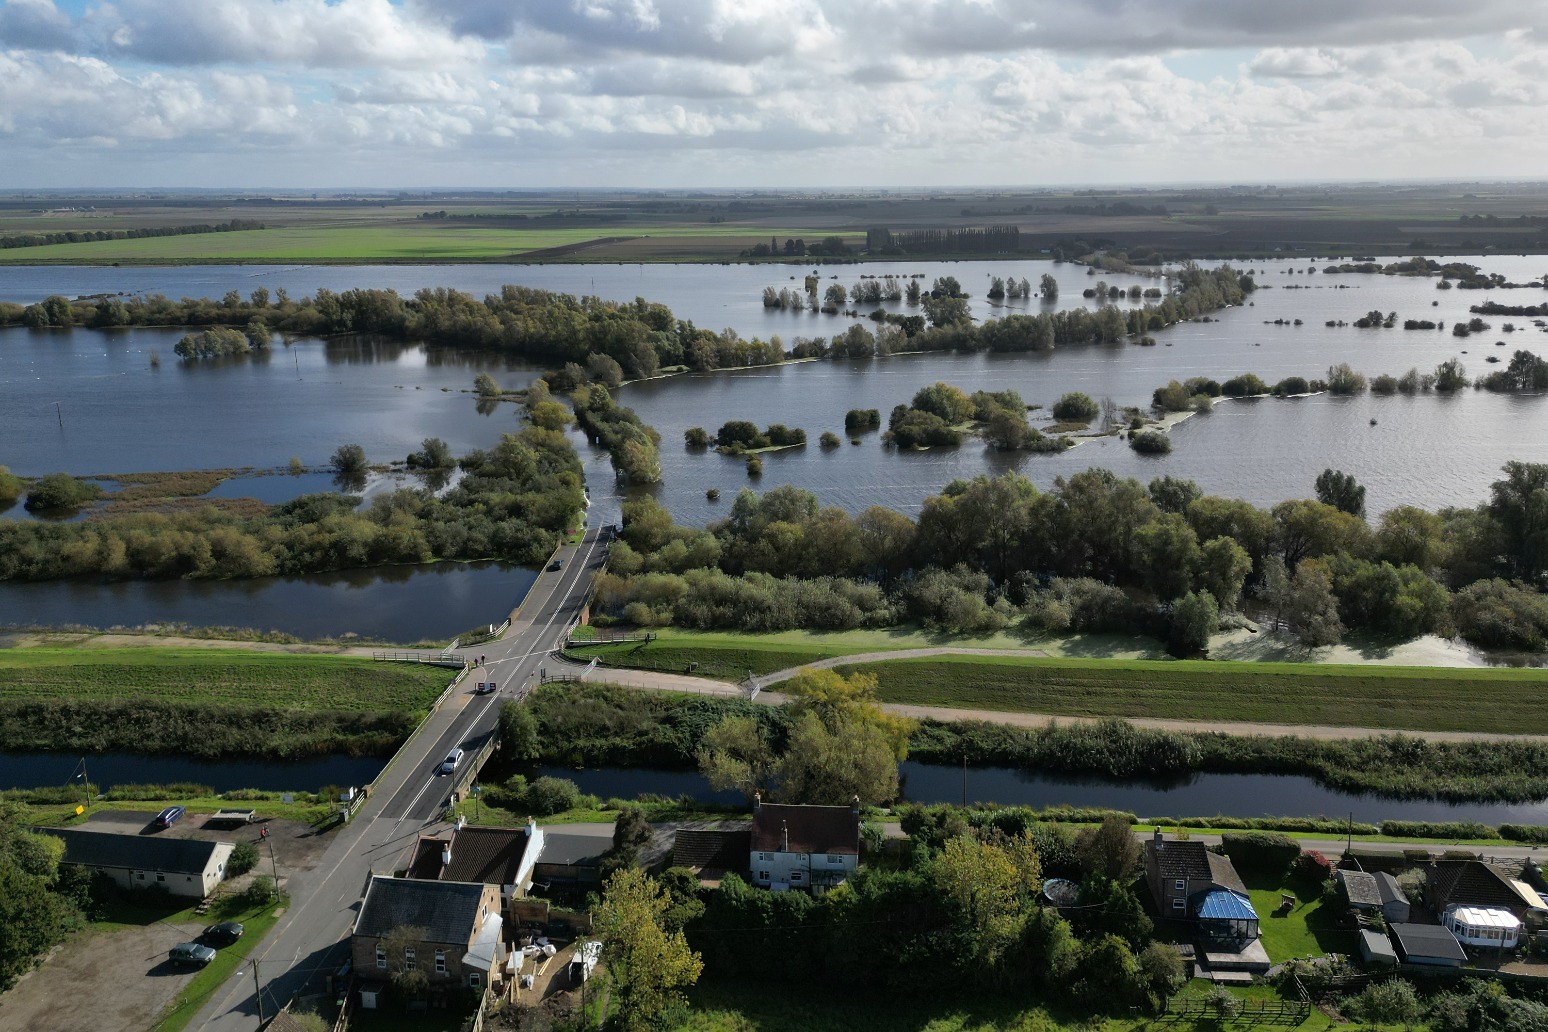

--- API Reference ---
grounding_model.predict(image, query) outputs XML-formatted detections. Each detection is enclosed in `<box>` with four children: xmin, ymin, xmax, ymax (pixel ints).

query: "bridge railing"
<box><xmin>373</xmin><ymin>650</ymin><xmax>468</xmax><ymax>668</ymax></box>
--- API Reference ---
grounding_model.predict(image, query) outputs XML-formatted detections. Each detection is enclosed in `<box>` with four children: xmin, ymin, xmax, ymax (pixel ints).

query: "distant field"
<box><xmin>820</xmin><ymin>655</ymin><xmax>1548</xmax><ymax>735</ymax></box>
<box><xmin>0</xmin><ymin>648</ymin><xmax>449</xmax><ymax>712</ymax></box>
<box><xmin>0</xmin><ymin>222</ymin><xmax>845</xmax><ymax>264</ymax></box>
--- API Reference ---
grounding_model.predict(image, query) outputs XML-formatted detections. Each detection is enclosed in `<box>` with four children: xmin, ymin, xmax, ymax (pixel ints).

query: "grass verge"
<box><xmin>150</xmin><ymin>894</ymin><xmax>287</xmax><ymax>1032</ymax></box>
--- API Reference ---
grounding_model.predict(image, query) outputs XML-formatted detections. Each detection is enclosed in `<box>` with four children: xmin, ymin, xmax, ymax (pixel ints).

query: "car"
<box><xmin>169</xmin><ymin>942</ymin><xmax>217</xmax><ymax>967</ymax></box>
<box><xmin>439</xmin><ymin>748</ymin><xmax>464</xmax><ymax>774</ymax></box>
<box><xmin>549</xmin><ymin>558</ymin><xmax>564</xmax><ymax>571</ymax></box>
<box><xmin>474</xmin><ymin>681</ymin><xmax>497</xmax><ymax>695</ymax></box>
<box><xmin>203</xmin><ymin>921</ymin><xmax>245</xmax><ymax>946</ymax></box>
<box><xmin>153</xmin><ymin>806</ymin><xmax>185</xmax><ymax>828</ymax></box>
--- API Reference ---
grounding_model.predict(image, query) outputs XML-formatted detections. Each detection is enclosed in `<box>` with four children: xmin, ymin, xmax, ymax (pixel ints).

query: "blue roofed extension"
<box><xmin>1197</xmin><ymin>890</ymin><xmax>1258</xmax><ymax>921</ymax></box>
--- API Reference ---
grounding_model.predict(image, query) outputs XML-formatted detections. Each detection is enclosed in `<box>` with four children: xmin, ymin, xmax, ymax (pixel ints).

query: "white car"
<box><xmin>439</xmin><ymin>748</ymin><xmax>464</xmax><ymax>774</ymax></box>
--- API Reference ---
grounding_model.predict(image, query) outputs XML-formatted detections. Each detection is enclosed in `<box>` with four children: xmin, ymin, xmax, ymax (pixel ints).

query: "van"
<box><xmin>439</xmin><ymin>749</ymin><xmax>464</xmax><ymax>775</ymax></box>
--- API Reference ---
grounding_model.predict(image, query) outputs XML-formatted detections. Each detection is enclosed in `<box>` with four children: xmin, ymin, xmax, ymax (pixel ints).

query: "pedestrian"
<box><xmin>260</xmin><ymin>826</ymin><xmax>268</xmax><ymax>840</ymax></box>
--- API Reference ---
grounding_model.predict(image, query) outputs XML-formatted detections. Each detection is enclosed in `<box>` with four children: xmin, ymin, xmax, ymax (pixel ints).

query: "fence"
<box><xmin>1161</xmin><ymin>996</ymin><xmax>1310</xmax><ymax>1024</ymax></box>
<box><xmin>373</xmin><ymin>650</ymin><xmax>468</xmax><ymax>668</ymax></box>
<box><xmin>458</xmin><ymin>988</ymin><xmax>495</xmax><ymax>1032</ymax></box>
<box><xmin>566</xmin><ymin>629</ymin><xmax>656</xmax><ymax>647</ymax></box>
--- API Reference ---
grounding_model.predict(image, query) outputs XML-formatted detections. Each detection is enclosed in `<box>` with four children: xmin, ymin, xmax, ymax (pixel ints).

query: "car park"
<box><xmin>152</xmin><ymin>806</ymin><xmax>185</xmax><ymax>828</ymax></box>
<box><xmin>439</xmin><ymin>748</ymin><xmax>464</xmax><ymax>774</ymax></box>
<box><xmin>169</xmin><ymin>942</ymin><xmax>217</xmax><ymax>967</ymax></box>
<box><xmin>202</xmin><ymin>921</ymin><xmax>245</xmax><ymax>946</ymax></box>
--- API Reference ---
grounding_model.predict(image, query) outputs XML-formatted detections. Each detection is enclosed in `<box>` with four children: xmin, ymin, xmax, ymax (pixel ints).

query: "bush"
<box><xmin>1220</xmin><ymin>373</ymin><xmax>1268</xmax><ymax>397</ymax></box>
<box><xmin>1499</xmin><ymin>824</ymin><xmax>1548</xmax><ymax>844</ymax></box>
<box><xmin>237</xmin><ymin>875</ymin><xmax>276</xmax><ymax>907</ymax></box>
<box><xmin>1272</xmin><ymin>376</ymin><xmax>1310</xmax><ymax>397</ymax></box>
<box><xmin>1380</xmin><ymin>819</ymin><xmax>1493</xmax><ymax>840</ymax></box>
<box><xmin>227</xmin><ymin>841</ymin><xmax>260</xmax><ymax>878</ymax></box>
<box><xmin>1051</xmin><ymin>391</ymin><xmax>1099</xmax><ymax>422</ymax></box>
<box><xmin>523</xmin><ymin>776</ymin><xmax>582</xmax><ymax>816</ymax></box>
<box><xmin>684</xmin><ymin>427</ymin><xmax>710</xmax><ymax>449</ymax></box>
<box><xmin>745</xmin><ymin>456</ymin><xmax>763</xmax><ymax>477</ymax></box>
<box><xmin>844</xmin><ymin>408</ymin><xmax>881</xmax><ymax>432</ymax></box>
<box><xmin>330</xmin><ymin>443</ymin><xmax>368</xmax><ymax>475</ymax></box>
<box><xmin>818</xmin><ymin>431</ymin><xmax>841</xmax><ymax>448</ymax></box>
<box><xmin>1129</xmin><ymin>430</ymin><xmax>1172</xmax><ymax>454</ymax></box>
<box><xmin>1219</xmin><ymin>831</ymin><xmax>1300</xmax><ymax>878</ymax></box>
<box><xmin>1344</xmin><ymin>979</ymin><xmax>1421</xmax><ymax>1025</ymax></box>
<box><xmin>23</xmin><ymin>473</ymin><xmax>103</xmax><ymax>512</ymax></box>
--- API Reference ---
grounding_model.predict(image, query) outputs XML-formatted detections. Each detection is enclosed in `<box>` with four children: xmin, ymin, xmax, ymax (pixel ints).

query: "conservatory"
<box><xmin>1441</xmin><ymin>905</ymin><xmax>1521</xmax><ymax>949</ymax></box>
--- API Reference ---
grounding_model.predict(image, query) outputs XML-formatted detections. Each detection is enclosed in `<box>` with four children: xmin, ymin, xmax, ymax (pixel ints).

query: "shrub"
<box><xmin>1051</xmin><ymin>391</ymin><xmax>1099</xmax><ymax>422</ymax></box>
<box><xmin>746</xmin><ymin>456</ymin><xmax>763</xmax><ymax>477</ymax></box>
<box><xmin>1220</xmin><ymin>373</ymin><xmax>1269</xmax><ymax>397</ymax></box>
<box><xmin>1370</xmin><ymin>373</ymin><xmax>1399</xmax><ymax>394</ymax></box>
<box><xmin>1344</xmin><ymin>979</ymin><xmax>1421</xmax><ymax>1025</ymax></box>
<box><xmin>819</xmin><ymin>431</ymin><xmax>841</xmax><ymax>448</ymax></box>
<box><xmin>0</xmin><ymin>466</ymin><xmax>23</xmax><ymax>505</ymax></box>
<box><xmin>227</xmin><ymin>841</ymin><xmax>260</xmax><ymax>878</ymax></box>
<box><xmin>1293</xmin><ymin>849</ymin><xmax>1333</xmax><ymax>884</ymax></box>
<box><xmin>23</xmin><ymin>473</ymin><xmax>103</xmax><ymax>512</ymax></box>
<box><xmin>684</xmin><ymin>427</ymin><xmax>710</xmax><ymax>448</ymax></box>
<box><xmin>1272</xmin><ymin>376</ymin><xmax>1310</xmax><ymax>397</ymax></box>
<box><xmin>1380</xmin><ymin>819</ymin><xmax>1493</xmax><ymax>840</ymax></box>
<box><xmin>1129</xmin><ymin>430</ymin><xmax>1172</xmax><ymax>454</ymax></box>
<box><xmin>843</xmin><ymin>408</ymin><xmax>881</xmax><ymax>432</ymax></box>
<box><xmin>1499</xmin><ymin>824</ymin><xmax>1548</xmax><ymax>844</ymax></box>
<box><xmin>1219</xmin><ymin>831</ymin><xmax>1300</xmax><ymax>878</ymax></box>
<box><xmin>237</xmin><ymin>875</ymin><xmax>276</xmax><ymax>907</ymax></box>
<box><xmin>523</xmin><ymin>776</ymin><xmax>582</xmax><ymax>816</ymax></box>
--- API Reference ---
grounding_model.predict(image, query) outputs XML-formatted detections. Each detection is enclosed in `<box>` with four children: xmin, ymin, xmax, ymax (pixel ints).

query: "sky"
<box><xmin>3</xmin><ymin>0</ymin><xmax>1548</xmax><ymax>190</ymax></box>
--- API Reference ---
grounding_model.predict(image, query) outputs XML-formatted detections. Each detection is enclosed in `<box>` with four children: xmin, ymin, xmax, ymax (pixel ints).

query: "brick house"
<box><xmin>352</xmin><ymin>876</ymin><xmax>503</xmax><ymax>993</ymax></box>
<box><xmin>1427</xmin><ymin>859</ymin><xmax>1545</xmax><ymax>923</ymax></box>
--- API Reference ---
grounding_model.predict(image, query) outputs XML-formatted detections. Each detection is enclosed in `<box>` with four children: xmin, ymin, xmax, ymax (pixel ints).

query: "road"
<box><xmin>195</xmin><ymin>524</ymin><xmax>611</xmax><ymax>1032</ymax></box>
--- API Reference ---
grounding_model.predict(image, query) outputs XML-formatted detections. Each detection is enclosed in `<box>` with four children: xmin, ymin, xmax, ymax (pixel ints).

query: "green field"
<box><xmin>0</xmin><ymin>221</ymin><xmax>838</xmax><ymax>264</ymax></box>
<box><xmin>0</xmin><ymin>648</ymin><xmax>451</xmax><ymax>712</ymax></box>
<box><xmin>567</xmin><ymin>631</ymin><xmax>1548</xmax><ymax>735</ymax></box>
<box><xmin>829</xmin><ymin>655</ymin><xmax>1548</xmax><ymax>734</ymax></box>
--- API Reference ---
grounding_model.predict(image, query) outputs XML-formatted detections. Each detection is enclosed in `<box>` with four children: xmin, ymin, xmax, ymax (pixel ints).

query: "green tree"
<box><xmin>585</xmin><ymin>352</ymin><xmax>625</xmax><ymax>388</ymax></box>
<box><xmin>696</xmin><ymin>715</ymin><xmax>777</xmax><ymax>801</ymax></box>
<box><xmin>911</xmin><ymin>382</ymin><xmax>975</xmax><ymax>424</ymax></box>
<box><xmin>595</xmin><ymin>869</ymin><xmax>703</xmax><ymax>1032</ymax></box>
<box><xmin>683</xmin><ymin>426</ymin><xmax>710</xmax><ymax>449</ymax></box>
<box><xmin>1139</xmin><ymin>941</ymin><xmax>1185</xmax><ymax>1002</ymax></box>
<box><xmin>22</xmin><ymin>473</ymin><xmax>103</xmax><ymax>513</ymax></box>
<box><xmin>330</xmin><ymin>443</ymin><xmax>368</xmax><ymax>476</ymax></box>
<box><xmin>1287</xmin><ymin>559</ymin><xmax>1345</xmax><ymax>647</ymax></box>
<box><xmin>1051</xmin><ymin>391</ymin><xmax>1100</xmax><ymax>422</ymax></box>
<box><xmin>1168</xmin><ymin>590</ymin><xmax>1218</xmax><ymax>656</ymax></box>
<box><xmin>933</xmin><ymin>835</ymin><xmax>1025</xmax><ymax>978</ymax></box>
<box><xmin>1077</xmin><ymin>815</ymin><xmax>1141</xmax><ymax>882</ymax></box>
<box><xmin>1377</xmin><ymin>505</ymin><xmax>1448</xmax><ymax>570</ymax></box>
<box><xmin>1488</xmin><ymin>461</ymin><xmax>1548</xmax><ymax>583</ymax></box>
<box><xmin>777</xmin><ymin>710</ymin><xmax>900</xmax><ymax>805</ymax></box>
<box><xmin>474</xmin><ymin>372</ymin><xmax>500</xmax><ymax>397</ymax></box>
<box><xmin>380</xmin><ymin>924</ymin><xmax>430</xmax><ymax>1002</ymax></box>
<box><xmin>1039</xmin><ymin>272</ymin><xmax>1059</xmax><ymax>301</ymax></box>
<box><xmin>1314</xmin><ymin>468</ymin><xmax>1367</xmax><ymax>518</ymax></box>
<box><xmin>1148</xmin><ymin>476</ymin><xmax>1202</xmax><ymax>515</ymax></box>
<box><xmin>527</xmin><ymin>401</ymin><xmax>572</xmax><ymax>432</ymax></box>
<box><xmin>1136</xmin><ymin>513</ymin><xmax>1200</xmax><ymax>600</ymax></box>
<box><xmin>498</xmin><ymin>702</ymin><xmax>540</xmax><ymax>761</ymax></box>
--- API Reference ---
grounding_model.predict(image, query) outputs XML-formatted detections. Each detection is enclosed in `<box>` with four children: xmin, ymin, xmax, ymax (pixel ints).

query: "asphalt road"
<box><xmin>194</xmin><ymin>525</ymin><xmax>610</xmax><ymax>1032</ymax></box>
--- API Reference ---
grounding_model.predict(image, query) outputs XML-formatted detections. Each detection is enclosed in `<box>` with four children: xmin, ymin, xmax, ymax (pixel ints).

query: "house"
<box><xmin>1358</xmin><ymin>928</ymin><xmax>1398</xmax><ymax>967</ymax></box>
<box><xmin>1427</xmin><ymin>859</ymin><xmax>1544</xmax><ymax>922</ymax></box>
<box><xmin>1442</xmin><ymin>905</ymin><xmax>1522</xmax><ymax>949</ymax></box>
<box><xmin>1388</xmin><ymin>922</ymin><xmax>1466</xmax><ymax>967</ymax></box>
<box><xmin>1337</xmin><ymin>869</ymin><xmax>1410</xmax><ymax>924</ymax></box>
<box><xmin>749</xmin><ymin>796</ymin><xmax>860</xmax><ymax>892</ymax></box>
<box><xmin>353</xmin><ymin>876</ymin><xmax>503</xmax><ymax>993</ymax></box>
<box><xmin>1143</xmin><ymin>832</ymin><xmax>1267</xmax><ymax>974</ymax></box>
<box><xmin>671</xmin><ymin>827</ymin><xmax>751</xmax><ymax>886</ymax></box>
<box><xmin>41</xmin><ymin>827</ymin><xmax>233</xmax><ymax>900</ymax></box>
<box><xmin>406</xmin><ymin>819</ymin><xmax>544</xmax><ymax>907</ymax></box>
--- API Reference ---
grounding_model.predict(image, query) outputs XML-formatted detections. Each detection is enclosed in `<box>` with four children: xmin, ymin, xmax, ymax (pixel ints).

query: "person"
<box><xmin>260</xmin><ymin>826</ymin><xmax>268</xmax><ymax>840</ymax></box>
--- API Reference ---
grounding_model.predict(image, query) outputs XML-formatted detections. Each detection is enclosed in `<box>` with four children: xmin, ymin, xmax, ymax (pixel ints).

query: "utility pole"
<box><xmin>252</xmin><ymin>959</ymin><xmax>265</xmax><ymax>1025</ymax></box>
<box><xmin>54</xmin><ymin>401</ymin><xmax>63</xmax><ymax>429</ymax></box>
<box><xmin>266</xmin><ymin>832</ymin><xmax>280</xmax><ymax>890</ymax></box>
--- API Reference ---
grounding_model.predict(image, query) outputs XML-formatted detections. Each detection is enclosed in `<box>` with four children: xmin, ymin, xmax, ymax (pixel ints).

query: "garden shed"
<box><xmin>1358</xmin><ymin>928</ymin><xmax>1397</xmax><ymax>967</ymax></box>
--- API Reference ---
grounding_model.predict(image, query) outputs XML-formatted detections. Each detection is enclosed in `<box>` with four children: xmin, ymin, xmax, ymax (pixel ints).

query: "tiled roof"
<box><xmin>406</xmin><ymin>834</ymin><xmax>448</xmax><ymax>880</ymax></box>
<box><xmin>1206</xmin><ymin>851</ymin><xmax>1247</xmax><ymax>895</ymax></box>
<box><xmin>1339</xmin><ymin>870</ymin><xmax>1383</xmax><ymax>907</ymax></box>
<box><xmin>355</xmin><ymin>876</ymin><xmax>486</xmax><ymax>945</ymax></box>
<box><xmin>536</xmin><ymin>832</ymin><xmax>604</xmax><ymax>867</ymax></box>
<box><xmin>1429</xmin><ymin>860</ymin><xmax>1534</xmax><ymax>913</ymax></box>
<box><xmin>441</xmin><ymin>826</ymin><xmax>534</xmax><ymax>886</ymax></box>
<box><xmin>1374</xmin><ymin>871</ymin><xmax>1405</xmax><ymax>905</ymax></box>
<box><xmin>750</xmin><ymin>804</ymin><xmax>859</xmax><ymax>856</ymax></box>
<box><xmin>41</xmin><ymin>827</ymin><xmax>226</xmax><ymax>876</ymax></box>
<box><xmin>1148</xmin><ymin>840</ymin><xmax>1213</xmax><ymax>882</ymax></box>
<box><xmin>673</xmin><ymin>828</ymin><xmax>750</xmax><ymax>869</ymax></box>
<box><xmin>1389</xmin><ymin>922</ymin><xmax>1466</xmax><ymax>962</ymax></box>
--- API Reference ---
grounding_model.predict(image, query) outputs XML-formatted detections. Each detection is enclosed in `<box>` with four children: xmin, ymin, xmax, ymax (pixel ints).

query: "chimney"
<box><xmin>456</xmin><ymin>815</ymin><xmax>466</xmax><ymax>831</ymax></box>
<box><xmin>753</xmin><ymin>790</ymin><xmax>762</xmax><ymax>812</ymax></box>
<box><xmin>781</xmin><ymin>820</ymin><xmax>789</xmax><ymax>853</ymax></box>
<box><xmin>525</xmin><ymin>816</ymin><xmax>536</xmax><ymax>837</ymax></box>
<box><xmin>441</xmin><ymin>843</ymin><xmax>452</xmax><ymax>868</ymax></box>
<box><xmin>1153</xmin><ymin>828</ymin><xmax>1163</xmax><ymax>843</ymax></box>
<box><xmin>851</xmin><ymin>794</ymin><xmax>860</xmax><ymax>817</ymax></box>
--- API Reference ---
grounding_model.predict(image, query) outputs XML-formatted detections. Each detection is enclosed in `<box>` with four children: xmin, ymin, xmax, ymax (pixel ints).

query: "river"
<box><xmin>531</xmin><ymin>762</ymin><xmax>1548</xmax><ymax>826</ymax></box>
<box><xmin>0</xmin><ymin>750</ymin><xmax>382</xmax><ymax>795</ymax></box>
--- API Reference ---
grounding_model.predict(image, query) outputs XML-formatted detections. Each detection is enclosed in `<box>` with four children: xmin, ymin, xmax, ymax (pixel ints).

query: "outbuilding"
<box><xmin>1389</xmin><ymin>922</ymin><xmax>1467</xmax><ymax>968</ymax></box>
<box><xmin>41</xmin><ymin>827</ymin><xmax>233</xmax><ymax>900</ymax></box>
<box><xmin>1358</xmin><ymin>928</ymin><xmax>1398</xmax><ymax>967</ymax></box>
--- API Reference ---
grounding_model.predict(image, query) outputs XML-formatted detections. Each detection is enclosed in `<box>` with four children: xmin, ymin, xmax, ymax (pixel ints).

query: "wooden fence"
<box><xmin>373</xmin><ymin>650</ymin><xmax>468</xmax><ymax>668</ymax></box>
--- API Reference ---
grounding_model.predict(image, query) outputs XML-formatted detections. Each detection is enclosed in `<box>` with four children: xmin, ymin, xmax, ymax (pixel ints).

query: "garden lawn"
<box><xmin>832</xmin><ymin>655</ymin><xmax>1548</xmax><ymax>736</ymax></box>
<box><xmin>0</xmin><ymin>648</ymin><xmax>451</xmax><ymax>713</ymax></box>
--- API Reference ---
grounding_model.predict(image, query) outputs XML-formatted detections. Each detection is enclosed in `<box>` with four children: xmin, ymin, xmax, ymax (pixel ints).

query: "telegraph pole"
<box><xmin>252</xmin><ymin>959</ymin><xmax>265</xmax><ymax>1025</ymax></box>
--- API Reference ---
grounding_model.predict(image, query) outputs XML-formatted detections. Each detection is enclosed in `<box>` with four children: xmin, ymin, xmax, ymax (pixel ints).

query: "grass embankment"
<box><xmin>0</xmin><ymin>648</ymin><xmax>452</xmax><ymax>757</ymax></box>
<box><xmin>839</xmin><ymin>656</ymin><xmax>1548</xmax><ymax>736</ymax></box>
<box><xmin>566</xmin><ymin>630</ymin><xmax>1548</xmax><ymax>735</ymax></box>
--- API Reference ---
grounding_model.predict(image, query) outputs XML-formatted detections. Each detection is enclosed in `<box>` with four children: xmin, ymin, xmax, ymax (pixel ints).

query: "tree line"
<box><xmin>866</xmin><ymin>225</ymin><xmax>1021</xmax><ymax>255</ymax></box>
<box><xmin>594</xmin><ymin>460</ymin><xmax>1548</xmax><ymax>655</ymax></box>
<box><xmin>0</xmin><ymin>427</ymin><xmax>584</xmax><ymax>582</ymax></box>
<box><xmin>0</xmin><ymin>219</ymin><xmax>264</xmax><ymax>250</ymax></box>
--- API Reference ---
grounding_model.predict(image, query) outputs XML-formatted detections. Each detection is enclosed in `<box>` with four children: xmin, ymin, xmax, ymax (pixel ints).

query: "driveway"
<box><xmin>0</xmin><ymin>919</ymin><xmax>209</xmax><ymax>1032</ymax></box>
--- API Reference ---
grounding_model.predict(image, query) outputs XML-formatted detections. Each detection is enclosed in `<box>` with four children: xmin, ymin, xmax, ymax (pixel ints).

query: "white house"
<box><xmin>1442</xmin><ymin>904</ymin><xmax>1522</xmax><ymax>949</ymax></box>
<box><xmin>42</xmin><ymin>827</ymin><xmax>234</xmax><ymax>900</ymax></box>
<box><xmin>749</xmin><ymin>796</ymin><xmax>860</xmax><ymax>892</ymax></box>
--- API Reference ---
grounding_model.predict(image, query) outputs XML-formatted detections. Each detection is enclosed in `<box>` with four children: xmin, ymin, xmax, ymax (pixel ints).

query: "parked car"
<box><xmin>153</xmin><ymin>806</ymin><xmax>185</xmax><ymax>828</ymax></box>
<box><xmin>169</xmin><ymin>942</ymin><xmax>217</xmax><ymax>967</ymax></box>
<box><xmin>203</xmin><ymin>921</ymin><xmax>245</xmax><ymax>946</ymax></box>
<box><xmin>439</xmin><ymin>748</ymin><xmax>464</xmax><ymax>774</ymax></box>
